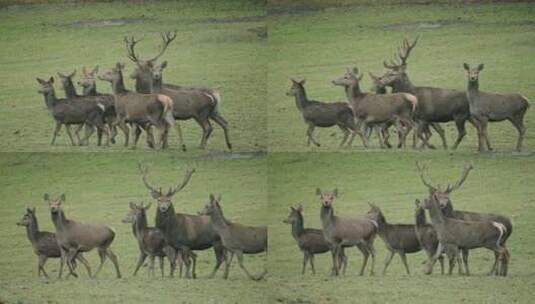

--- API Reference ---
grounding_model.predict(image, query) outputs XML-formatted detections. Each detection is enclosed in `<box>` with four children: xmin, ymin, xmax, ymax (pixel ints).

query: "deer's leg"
<box><xmin>302</xmin><ymin>252</ymin><xmax>309</xmax><ymax>275</ymax></box>
<box><xmin>399</xmin><ymin>252</ymin><xmax>411</xmax><ymax>275</ymax></box>
<box><xmin>509</xmin><ymin>114</ymin><xmax>526</xmax><ymax>152</ymax></box>
<box><xmin>426</xmin><ymin>242</ymin><xmax>442</xmax><ymax>275</ymax></box>
<box><xmin>163</xmin><ymin>246</ymin><xmax>176</xmax><ymax>277</ymax></box>
<box><xmin>93</xmin><ymin>248</ymin><xmax>108</xmax><ymax>278</ymax></box>
<box><xmin>81</xmin><ymin>124</ymin><xmax>95</xmax><ymax>146</ymax></box>
<box><xmin>149</xmin><ymin>255</ymin><xmax>155</xmax><ymax>278</ymax></box>
<box><xmin>75</xmin><ymin>254</ymin><xmax>92</xmax><ymax>278</ymax></box>
<box><xmin>175</xmin><ymin>122</ymin><xmax>187</xmax><ymax>152</ymax></box>
<box><xmin>451</xmin><ymin>118</ymin><xmax>467</xmax><ymax>150</ymax></box>
<box><xmin>381</xmin><ymin>123</ymin><xmax>392</xmax><ymax>149</ymax></box>
<box><xmin>368</xmin><ymin>244</ymin><xmax>376</xmax><ymax>276</ymax></box>
<box><xmin>58</xmin><ymin>247</ymin><xmax>66</xmax><ymax>278</ymax></box>
<box><xmin>431</xmin><ymin>122</ymin><xmax>447</xmax><ymax>150</ymax></box>
<box><xmin>190</xmin><ymin>252</ymin><xmax>197</xmax><ymax>279</ymax></box>
<box><xmin>479</xmin><ymin>118</ymin><xmax>492</xmax><ymax>151</ymax></box>
<box><xmin>357</xmin><ymin>245</ymin><xmax>369</xmax><ymax>276</ymax></box>
<box><xmin>144</xmin><ymin>125</ymin><xmax>156</xmax><ymax>149</ymax></box>
<box><xmin>235</xmin><ymin>251</ymin><xmax>257</xmax><ymax>281</ymax></box>
<box><xmin>306</xmin><ymin>124</ymin><xmax>320</xmax><ymax>147</ymax></box>
<box><xmin>116</xmin><ymin>120</ymin><xmax>129</xmax><ymax>147</ymax></box>
<box><xmin>208</xmin><ymin>244</ymin><xmax>225</xmax><ymax>279</ymax></box>
<box><xmin>38</xmin><ymin>255</ymin><xmax>49</xmax><ymax>279</ymax></box>
<box><xmin>345</xmin><ymin>119</ymin><xmax>359</xmax><ymax>148</ymax></box>
<box><xmin>73</xmin><ymin>124</ymin><xmax>84</xmax><ymax>145</ymax></box>
<box><xmin>337</xmin><ymin>125</ymin><xmax>350</xmax><ymax>148</ymax></box>
<box><xmin>105</xmin><ymin>248</ymin><xmax>121</xmax><ymax>279</ymax></box>
<box><xmin>309</xmin><ymin>254</ymin><xmax>316</xmax><ymax>275</ymax></box>
<box><xmin>461</xmin><ymin>249</ymin><xmax>470</xmax><ymax>276</ymax></box>
<box><xmin>393</xmin><ymin>118</ymin><xmax>407</xmax><ymax>148</ymax></box>
<box><xmin>356</xmin><ymin>120</ymin><xmax>369</xmax><ymax>148</ymax></box>
<box><xmin>339</xmin><ymin>248</ymin><xmax>348</xmax><ymax>275</ymax></box>
<box><xmin>159</xmin><ymin>256</ymin><xmax>165</xmax><ymax>278</ymax></box>
<box><xmin>223</xmin><ymin>251</ymin><xmax>234</xmax><ymax>280</ymax></box>
<box><xmin>133</xmin><ymin>252</ymin><xmax>147</xmax><ymax>276</ymax></box>
<box><xmin>195</xmin><ymin>117</ymin><xmax>213</xmax><ymax>149</ymax></box>
<box><xmin>382</xmin><ymin>250</ymin><xmax>395</xmax><ymax>275</ymax></box>
<box><xmin>51</xmin><ymin>121</ymin><xmax>63</xmax><ymax>145</ymax></box>
<box><xmin>210</xmin><ymin>113</ymin><xmax>233</xmax><ymax>151</ymax></box>
<box><xmin>65</xmin><ymin>125</ymin><xmax>76</xmax><ymax>146</ymax></box>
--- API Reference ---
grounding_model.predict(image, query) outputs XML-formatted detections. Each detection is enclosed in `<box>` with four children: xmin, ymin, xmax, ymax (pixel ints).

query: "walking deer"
<box><xmin>416</xmin><ymin>162</ymin><xmax>512</xmax><ymax>276</ymax></box>
<box><xmin>138</xmin><ymin>164</ymin><xmax>226</xmax><ymax>279</ymax></box>
<box><xmin>283</xmin><ymin>204</ymin><xmax>348</xmax><ymax>275</ymax></box>
<box><xmin>122</xmin><ymin>202</ymin><xmax>179</xmax><ymax>277</ymax></box>
<box><xmin>413</xmin><ymin>199</ymin><xmax>444</xmax><ymax>275</ymax></box>
<box><xmin>463</xmin><ymin>63</ymin><xmax>529</xmax><ymax>152</ymax></box>
<box><xmin>286</xmin><ymin>78</ymin><xmax>367</xmax><ymax>148</ymax></box>
<box><xmin>332</xmin><ymin>67</ymin><xmax>417</xmax><ymax>148</ymax></box>
<box><xmin>200</xmin><ymin>194</ymin><xmax>267</xmax><ymax>281</ymax></box>
<box><xmin>44</xmin><ymin>194</ymin><xmax>121</xmax><ymax>278</ymax></box>
<box><xmin>17</xmin><ymin>207</ymin><xmax>90</xmax><ymax>278</ymax></box>
<box><xmin>381</xmin><ymin>37</ymin><xmax>472</xmax><ymax>150</ymax></box>
<box><xmin>316</xmin><ymin>188</ymin><xmax>377</xmax><ymax>276</ymax></box>
<box><xmin>124</xmin><ymin>33</ymin><xmax>232</xmax><ymax>151</ymax></box>
<box><xmin>99</xmin><ymin>63</ymin><xmax>174</xmax><ymax>149</ymax></box>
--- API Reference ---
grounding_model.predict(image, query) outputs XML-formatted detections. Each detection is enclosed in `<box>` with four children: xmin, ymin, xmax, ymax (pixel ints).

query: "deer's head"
<box><xmin>17</xmin><ymin>207</ymin><xmax>36</xmax><ymax>226</ymax></box>
<box><xmin>138</xmin><ymin>163</ymin><xmax>195</xmax><ymax>213</ymax></box>
<box><xmin>43</xmin><ymin>193</ymin><xmax>65</xmax><ymax>214</ymax></box>
<box><xmin>57</xmin><ymin>70</ymin><xmax>76</xmax><ymax>89</ymax></box>
<box><xmin>98</xmin><ymin>63</ymin><xmax>125</xmax><ymax>84</ymax></box>
<box><xmin>286</xmin><ymin>78</ymin><xmax>306</xmax><ymax>97</ymax></box>
<box><xmin>332</xmin><ymin>67</ymin><xmax>362</xmax><ymax>87</ymax></box>
<box><xmin>415</xmin><ymin>161</ymin><xmax>473</xmax><ymax>212</ymax></box>
<box><xmin>36</xmin><ymin>77</ymin><xmax>55</xmax><ymax>95</ymax></box>
<box><xmin>152</xmin><ymin>61</ymin><xmax>168</xmax><ymax>82</ymax></box>
<box><xmin>199</xmin><ymin>194</ymin><xmax>222</xmax><ymax>216</ymax></box>
<box><xmin>122</xmin><ymin>202</ymin><xmax>151</xmax><ymax>224</ymax></box>
<box><xmin>463</xmin><ymin>63</ymin><xmax>484</xmax><ymax>82</ymax></box>
<box><xmin>283</xmin><ymin>204</ymin><xmax>303</xmax><ymax>224</ymax></box>
<box><xmin>78</xmin><ymin>66</ymin><xmax>99</xmax><ymax>90</ymax></box>
<box><xmin>366</xmin><ymin>202</ymin><xmax>385</xmax><ymax>227</ymax></box>
<box><xmin>316</xmin><ymin>188</ymin><xmax>338</xmax><ymax>208</ymax></box>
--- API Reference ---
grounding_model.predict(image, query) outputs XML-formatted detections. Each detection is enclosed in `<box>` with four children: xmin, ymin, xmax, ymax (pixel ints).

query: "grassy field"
<box><xmin>267</xmin><ymin>152</ymin><xmax>535</xmax><ymax>303</ymax></box>
<box><xmin>0</xmin><ymin>0</ymin><xmax>266</xmax><ymax>153</ymax></box>
<box><xmin>267</xmin><ymin>2</ymin><xmax>535</xmax><ymax>153</ymax></box>
<box><xmin>0</xmin><ymin>152</ymin><xmax>268</xmax><ymax>303</ymax></box>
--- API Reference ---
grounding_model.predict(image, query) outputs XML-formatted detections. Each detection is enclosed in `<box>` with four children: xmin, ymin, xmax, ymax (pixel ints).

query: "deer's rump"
<box><xmin>451</xmin><ymin>210</ymin><xmax>512</xmax><ymax>242</ymax></box>
<box><xmin>51</xmin><ymin>99</ymin><xmax>103</xmax><ymax>124</ymax></box>
<box><xmin>380</xmin><ymin>225</ymin><xmax>421</xmax><ymax>253</ymax></box>
<box><xmin>438</xmin><ymin>219</ymin><xmax>502</xmax><ymax>249</ymax></box>
<box><xmin>325</xmin><ymin>217</ymin><xmax>376</xmax><ymax>245</ymax></box>
<box><xmin>470</xmin><ymin>91</ymin><xmax>529</xmax><ymax>121</ymax></box>
<box><xmin>302</xmin><ymin>102</ymin><xmax>353</xmax><ymax>127</ymax></box>
<box><xmin>114</xmin><ymin>93</ymin><xmax>168</xmax><ymax>123</ymax></box>
<box><xmin>157</xmin><ymin>88</ymin><xmax>217</xmax><ymax>119</ymax></box>
<box><xmin>411</xmin><ymin>87</ymin><xmax>469</xmax><ymax>122</ymax></box>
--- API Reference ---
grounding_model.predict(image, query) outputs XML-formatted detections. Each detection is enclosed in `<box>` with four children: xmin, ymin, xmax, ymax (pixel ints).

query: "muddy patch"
<box><xmin>69</xmin><ymin>16</ymin><xmax>149</xmax><ymax>28</ymax></box>
<box><xmin>193</xmin><ymin>15</ymin><xmax>265</xmax><ymax>24</ymax></box>
<box><xmin>196</xmin><ymin>151</ymin><xmax>266</xmax><ymax>161</ymax></box>
<box><xmin>384</xmin><ymin>18</ymin><xmax>471</xmax><ymax>30</ymax></box>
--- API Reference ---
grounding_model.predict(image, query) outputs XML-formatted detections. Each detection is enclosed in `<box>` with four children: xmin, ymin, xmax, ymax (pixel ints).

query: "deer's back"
<box><xmin>114</xmin><ymin>93</ymin><xmax>159</xmax><ymax>118</ymax></box>
<box><xmin>58</xmin><ymin>220</ymin><xmax>115</xmax><ymax>251</ymax></box>
<box><xmin>220</xmin><ymin>222</ymin><xmax>267</xmax><ymax>254</ymax></box>
<box><xmin>468</xmin><ymin>91</ymin><xmax>528</xmax><ymax>120</ymax></box>
<box><xmin>439</xmin><ymin>218</ymin><xmax>500</xmax><ymax>249</ymax></box>
<box><xmin>297</xmin><ymin>228</ymin><xmax>331</xmax><ymax>254</ymax></box>
<box><xmin>411</xmin><ymin>87</ymin><xmax>469</xmax><ymax>122</ymax></box>
<box><xmin>452</xmin><ymin>210</ymin><xmax>512</xmax><ymax>240</ymax></box>
<box><xmin>352</xmin><ymin>94</ymin><xmax>412</xmax><ymax>121</ymax></box>
<box><xmin>326</xmin><ymin>216</ymin><xmax>376</xmax><ymax>246</ymax></box>
<box><xmin>160</xmin><ymin>88</ymin><xmax>215</xmax><ymax>119</ymax></box>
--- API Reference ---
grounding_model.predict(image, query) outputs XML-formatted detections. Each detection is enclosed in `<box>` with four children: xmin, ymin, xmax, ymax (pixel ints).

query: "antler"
<box><xmin>167</xmin><ymin>168</ymin><xmax>195</xmax><ymax>197</ymax></box>
<box><xmin>148</xmin><ymin>31</ymin><xmax>177</xmax><ymax>63</ymax></box>
<box><xmin>446</xmin><ymin>163</ymin><xmax>473</xmax><ymax>193</ymax></box>
<box><xmin>124</xmin><ymin>36</ymin><xmax>143</xmax><ymax>63</ymax></box>
<box><xmin>384</xmin><ymin>36</ymin><xmax>419</xmax><ymax>70</ymax></box>
<box><xmin>415</xmin><ymin>161</ymin><xmax>437</xmax><ymax>192</ymax></box>
<box><xmin>137</xmin><ymin>162</ymin><xmax>159</xmax><ymax>194</ymax></box>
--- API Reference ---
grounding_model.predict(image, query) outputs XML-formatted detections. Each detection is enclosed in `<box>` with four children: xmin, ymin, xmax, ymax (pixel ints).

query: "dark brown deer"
<box><xmin>381</xmin><ymin>37</ymin><xmax>472</xmax><ymax>150</ymax></box>
<box><xmin>365</xmin><ymin>203</ymin><xmax>422</xmax><ymax>275</ymax></box>
<box><xmin>332</xmin><ymin>67</ymin><xmax>417</xmax><ymax>148</ymax></box>
<box><xmin>416</xmin><ymin>162</ymin><xmax>512</xmax><ymax>276</ymax></box>
<box><xmin>36</xmin><ymin>77</ymin><xmax>109</xmax><ymax>146</ymax></box>
<box><xmin>421</xmin><ymin>193</ymin><xmax>509</xmax><ymax>276</ymax></box>
<box><xmin>283</xmin><ymin>204</ymin><xmax>348</xmax><ymax>275</ymax></box>
<box><xmin>99</xmin><ymin>63</ymin><xmax>174</xmax><ymax>149</ymax></box>
<box><xmin>17</xmin><ymin>207</ymin><xmax>90</xmax><ymax>279</ymax></box>
<box><xmin>463</xmin><ymin>63</ymin><xmax>530</xmax><ymax>152</ymax></box>
<box><xmin>124</xmin><ymin>33</ymin><xmax>232</xmax><ymax>151</ymax></box>
<box><xmin>413</xmin><ymin>199</ymin><xmax>444</xmax><ymax>275</ymax></box>
<box><xmin>44</xmin><ymin>193</ymin><xmax>121</xmax><ymax>278</ymax></box>
<box><xmin>317</xmin><ymin>188</ymin><xmax>377</xmax><ymax>276</ymax></box>
<box><xmin>286</xmin><ymin>78</ymin><xmax>367</xmax><ymax>148</ymax></box>
<box><xmin>122</xmin><ymin>202</ymin><xmax>180</xmax><ymax>277</ymax></box>
<box><xmin>200</xmin><ymin>194</ymin><xmax>267</xmax><ymax>281</ymax></box>
<box><xmin>138</xmin><ymin>164</ymin><xmax>226</xmax><ymax>279</ymax></box>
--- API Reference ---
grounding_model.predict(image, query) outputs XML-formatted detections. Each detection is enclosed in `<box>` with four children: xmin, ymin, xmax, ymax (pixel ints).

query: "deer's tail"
<box><xmin>157</xmin><ymin>94</ymin><xmax>175</xmax><ymax>127</ymax></box>
<box><xmin>492</xmin><ymin>222</ymin><xmax>507</xmax><ymax>247</ymax></box>
<box><xmin>403</xmin><ymin>93</ymin><xmax>418</xmax><ymax>113</ymax></box>
<box><xmin>204</xmin><ymin>87</ymin><xmax>222</xmax><ymax>114</ymax></box>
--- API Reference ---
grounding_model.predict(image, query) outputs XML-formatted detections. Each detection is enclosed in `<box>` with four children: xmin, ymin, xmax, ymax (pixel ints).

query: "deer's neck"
<box><xmin>83</xmin><ymin>85</ymin><xmax>98</xmax><ymax>96</ymax></box>
<box><xmin>209</xmin><ymin>209</ymin><xmax>229</xmax><ymax>232</ymax></box>
<box><xmin>427</xmin><ymin>201</ymin><xmax>445</xmax><ymax>226</ymax></box>
<box><xmin>467</xmin><ymin>80</ymin><xmax>479</xmax><ymax>101</ymax></box>
<box><xmin>133</xmin><ymin>213</ymin><xmax>148</xmax><ymax>241</ymax></box>
<box><xmin>415</xmin><ymin>208</ymin><xmax>427</xmax><ymax>227</ymax></box>
<box><xmin>135</xmin><ymin>76</ymin><xmax>153</xmax><ymax>94</ymax></box>
<box><xmin>51</xmin><ymin>210</ymin><xmax>68</xmax><ymax>232</ymax></box>
<box><xmin>153</xmin><ymin>77</ymin><xmax>163</xmax><ymax>91</ymax></box>
<box><xmin>345</xmin><ymin>82</ymin><xmax>366</xmax><ymax>102</ymax></box>
<box><xmin>155</xmin><ymin>205</ymin><xmax>177</xmax><ymax>232</ymax></box>
<box><xmin>294</xmin><ymin>88</ymin><xmax>309</xmax><ymax>111</ymax></box>
<box><xmin>112</xmin><ymin>77</ymin><xmax>128</xmax><ymax>94</ymax></box>
<box><xmin>63</xmin><ymin>80</ymin><xmax>78</xmax><ymax>99</ymax></box>
<box><xmin>26</xmin><ymin>216</ymin><xmax>40</xmax><ymax>244</ymax></box>
<box><xmin>291</xmin><ymin>216</ymin><xmax>305</xmax><ymax>240</ymax></box>
<box><xmin>43</xmin><ymin>91</ymin><xmax>58</xmax><ymax>110</ymax></box>
<box><xmin>320</xmin><ymin>206</ymin><xmax>335</xmax><ymax>229</ymax></box>
<box><xmin>391</xmin><ymin>74</ymin><xmax>415</xmax><ymax>94</ymax></box>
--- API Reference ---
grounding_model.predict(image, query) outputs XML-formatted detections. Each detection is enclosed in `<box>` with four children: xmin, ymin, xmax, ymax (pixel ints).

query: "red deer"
<box><xmin>413</xmin><ymin>199</ymin><xmax>444</xmax><ymax>275</ymax></box>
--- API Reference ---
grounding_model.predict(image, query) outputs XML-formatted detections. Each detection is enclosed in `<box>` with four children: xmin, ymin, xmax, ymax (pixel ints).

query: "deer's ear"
<box><xmin>129</xmin><ymin>202</ymin><xmax>136</xmax><ymax>209</ymax></box>
<box><xmin>463</xmin><ymin>63</ymin><xmax>470</xmax><ymax>71</ymax></box>
<box><xmin>352</xmin><ymin>67</ymin><xmax>359</xmax><ymax>75</ymax></box>
<box><xmin>333</xmin><ymin>188</ymin><xmax>338</xmax><ymax>197</ymax></box>
<box><xmin>297</xmin><ymin>204</ymin><xmax>303</xmax><ymax>212</ymax></box>
<box><xmin>315</xmin><ymin>188</ymin><xmax>321</xmax><ymax>196</ymax></box>
<box><xmin>477</xmin><ymin>64</ymin><xmax>484</xmax><ymax>71</ymax></box>
<box><xmin>216</xmin><ymin>194</ymin><xmax>222</xmax><ymax>202</ymax></box>
<box><xmin>82</xmin><ymin>66</ymin><xmax>88</xmax><ymax>76</ymax></box>
<box><xmin>300</xmin><ymin>78</ymin><xmax>306</xmax><ymax>85</ymax></box>
<box><xmin>160</xmin><ymin>61</ymin><xmax>168</xmax><ymax>69</ymax></box>
<box><xmin>70</xmin><ymin>70</ymin><xmax>76</xmax><ymax>78</ymax></box>
<box><xmin>43</xmin><ymin>193</ymin><xmax>50</xmax><ymax>202</ymax></box>
<box><xmin>36</xmin><ymin>78</ymin><xmax>45</xmax><ymax>84</ymax></box>
<box><xmin>368</xmin><ymin>72</ymin><xmax>377</xmax><ymax>80</ymax></box>
<box><xmin>57</xmin><ymin>72</ymin><xmax>66</xmax><ymax>78</ymax></box>
<box><xmin>414</xmin><ymin>199</ymin><xmax>421</xmax><ymax>207</ymax></box>
<box><xmin>150</xmin><ymin>190</ymin><xmax>160</xmax><ymax>199</ymax></box>
<box><xmin>59</xmin><ymin>193</ymin><xmax>65</xmax><ymax>203</ymax></box>
<box><xmin>49</xmin><ymin>77</ymin><xmax>54</xmax><ymax>84</ymax></box>
<box><xmin>209</xmin><ymin>193</ymin><xmax>215</xmax><ymax>201</ymax></box>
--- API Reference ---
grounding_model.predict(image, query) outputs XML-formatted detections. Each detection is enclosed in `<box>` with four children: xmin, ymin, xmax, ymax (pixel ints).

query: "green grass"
<box><xmin>267</xmin><ymin>2</ymin><xmax>535</xmax><ymax>153</ymax></box>
<box><xmin>0</xmin><ymin>0</ymin><xmax>266</xmax><ymax>153</ymax></box>
<box><xmin>266</xmin><ymin>152</ymin><xmax>535</xmax><ymax>304</ymax></box>
<box><xmin>0</xmin><ymin>152</ymin><xmax>268</xmax><ymax>304</ymax></box>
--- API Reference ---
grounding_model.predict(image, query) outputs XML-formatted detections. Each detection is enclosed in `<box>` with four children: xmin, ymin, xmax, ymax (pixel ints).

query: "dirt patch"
<box><xmin>247</xmin><ymin>26</ymin><xmax>267</xmax><ymax>39</ymax></box>
<box><xmin>193</xmin><ymin>15</ymin><xmax>265</xmax><ymax>24</ymax></box>
<box><xmin>69</xmin><ymin>16</ymin><xmax>149</xmax><ymax>28</ymax></box>
<box><xmin>268</xmin><ymin>4</ymin><xmax>324</xmax><ymax>17</ymax></box>
<box><xmin>384</xmin><ymin>18</ymin><xmax>471</xmax><ymax>30</ymax></box>
<box><xmin>196</xmin><ymin>151</ymin><xmax>266</xmax><ymax>161</ymax></box>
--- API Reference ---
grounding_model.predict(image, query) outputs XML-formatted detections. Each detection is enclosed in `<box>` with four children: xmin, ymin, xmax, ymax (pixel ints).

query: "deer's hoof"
<box><xmin>181</xmin><ymin>145</ymin><xmax>187</xmax><ymax>152</ymax></box>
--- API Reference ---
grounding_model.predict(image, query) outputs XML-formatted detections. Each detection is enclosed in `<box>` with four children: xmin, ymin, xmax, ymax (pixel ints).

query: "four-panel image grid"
<box><xmin>1</xmin><ymin>1</ymin><xmax>534</xmax><ymax>303</ymax></box>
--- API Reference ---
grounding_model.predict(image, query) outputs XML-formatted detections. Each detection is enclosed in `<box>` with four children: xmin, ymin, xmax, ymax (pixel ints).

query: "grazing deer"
<box><xmin>124</xmin><ymin>33</ymin><xmax>232</xmax><ymax>151</ymax></box>
<box><xmin>413</xmin><ymin>199</ymin><xmax>444</xmax><ymax>275</ymax></box>
<box><xmin>17</xmin><ymin>207</ymin><xmax>90</xmax><ymax>278</ymax></box>
<box><xmin>36</xmin><ymin>77</ymin><xmax>109</xmax><ymax>146</ymax></box>
<box><xmin>122</xmin><ymin>202</ymin><xmax>181</xmax><ymax>277</ymax></box>
<box><xmin>44</xmin><ymin>193</ymin><xmax>121</xmax><ymax>278</ymax></box>
<box><xmin>332</xmin><ymin>67</ymin><xmax>417</xmax><ymax>148</ymax></box>
<box><xmin>421</xmin><ymin>193</ymin><xmax>509</xmax><ymax>276</ymax></box>
<box><xmin>138</xmin><ymin>164</ymin><xmax>226</xmax><ymax>279</ymax></box>
<box><xmin>366</xmin><ymin>203</ymin><xmax>422</xmax><ymax>275</ymax></box>
<box><xmin>463</xmin><ymin>63</ymin><xmax>529</xmax><ymax>152</ymax></box>
<box><xmin>200</xmin><ymin>194</ymin><xmax>267</xmax><ymax>281</ymax></box>
<box><xmin>316</xmin><ymin>188</ymin><xmax>377</xmax><ymax>276</ymax></box>
<box><xmin>416</xmin><ymin>162</ymin><xmax>512</xmax><ymax>276</ymax></box>
<box><xmin>99</xmin><ymin>63</ymin><xmax>174</xmax><ymax>149</ymax></box>
<box><xmin>283</xmin><ymin>204</ymin><xmax>348</xmax><ymax>275</ymax></box>
<box><xmin>286</xmin><ymin>78</ymin><xmax>367</xmax><ymax>148</ymax></box>
<box><xmin>381</xmin><ymin>37</ymin><xmax>472</xmax><ymax>150</ymax></box>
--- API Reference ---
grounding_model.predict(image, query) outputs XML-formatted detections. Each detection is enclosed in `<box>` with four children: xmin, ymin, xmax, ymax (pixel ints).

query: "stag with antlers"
<box><xmin>415</xmin><ymin>162</ymin><xmax>512</xmax><ymax>276</ymax></box>
<box><xmin>138</xmin><ymin>163</ymin><xmax>226</xmax><ymax>279</ymax></box>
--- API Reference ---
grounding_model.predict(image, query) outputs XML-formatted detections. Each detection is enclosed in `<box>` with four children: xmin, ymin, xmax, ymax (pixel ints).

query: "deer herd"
<box><xmin>288</xmin><ymin>37</ymin><xmax>530</xmax><ymax>152</ymax></box>
<box><xmin>36</xmin><ymin>32</ymin><xmax>232</xmax><ymax>151</ymax></box>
